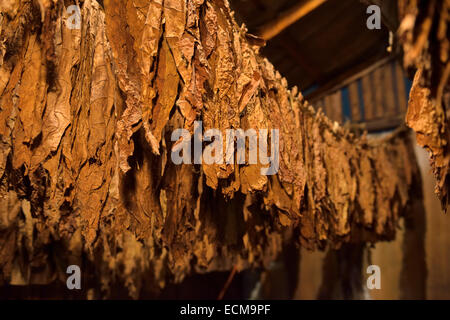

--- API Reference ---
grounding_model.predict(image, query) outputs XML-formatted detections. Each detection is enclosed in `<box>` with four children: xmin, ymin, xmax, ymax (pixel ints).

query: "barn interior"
<box><xmin>0</xmin><ymin>0</ymin><xmax>448</xmax><ymax>300</ymax></box>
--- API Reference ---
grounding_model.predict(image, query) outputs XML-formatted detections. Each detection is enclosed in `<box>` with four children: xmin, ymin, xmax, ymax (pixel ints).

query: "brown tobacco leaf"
<box><xmin>399</xmin><ymin>0</ymin><xmax>450</xmax><ymax>209</ymax></box>
<box><xmin>0</xmin><ymin>0</ymin><xmax>422</xmax><ymax>297</ymax></box>
<box><xmin>151</xmin><ymin>39</ymin><xmax>179</xmax><ymax>144</ymax></box>
<box><xmin>407</xmin><ymin>70</ymin><xmax>450</xmax><ymax>208</ymax></box>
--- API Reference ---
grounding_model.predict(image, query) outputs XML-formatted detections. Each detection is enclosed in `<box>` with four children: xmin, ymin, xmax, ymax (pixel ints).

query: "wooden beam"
<box><xmin>256</xmin><ymin>0</ymin><xmax>327</xmax><ymax>40</ymax></box>
<box><xmin>348</xmin><ymin>116</ymin><xmax>405</xmax><ymax>132</ymax></box>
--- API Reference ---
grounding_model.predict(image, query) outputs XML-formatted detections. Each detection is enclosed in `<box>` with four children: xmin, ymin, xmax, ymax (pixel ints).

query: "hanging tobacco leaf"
<box><xmin>398</xmin><ymin>0</ymin><xmax>450</xmax><ymax>209</ymax></box>
<box><xmin>0</xmin><ymin>0</ymin><xmax>421</xmax><ymax>297</ymax></box>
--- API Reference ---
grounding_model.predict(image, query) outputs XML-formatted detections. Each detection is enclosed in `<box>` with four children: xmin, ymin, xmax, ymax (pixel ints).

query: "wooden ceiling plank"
<box><xmin>278</xmin><ymin>34</ymin><xmax>322</xmax><ymax>80</ymax></box>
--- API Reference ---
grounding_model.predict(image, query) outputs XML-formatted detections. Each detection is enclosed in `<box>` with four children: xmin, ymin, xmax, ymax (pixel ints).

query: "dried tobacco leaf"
<box><xmin>0</xmin><ymin>0</ymin><xmax>421</xmax><ymax>297</ymax></box>
<box><xmin>399</xmin><ymin>0</ymin><xmax>450</xmax><ymax>209</ymax></box>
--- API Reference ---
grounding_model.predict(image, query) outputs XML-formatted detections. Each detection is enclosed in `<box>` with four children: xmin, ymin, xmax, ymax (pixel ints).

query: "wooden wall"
<box><xmin>312</xmin><ymin>60</ymin><xmax>411</xmax><ymax>132</ymax></box>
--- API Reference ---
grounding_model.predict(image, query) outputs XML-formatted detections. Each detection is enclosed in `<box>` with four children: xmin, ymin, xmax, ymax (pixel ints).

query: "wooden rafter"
<box><xmin>256</xmin><ymin>0</ymin><xmax>327</xmax><ymax>40</ymax></box>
